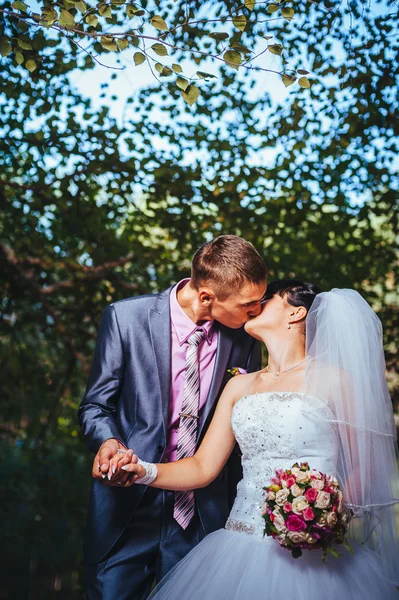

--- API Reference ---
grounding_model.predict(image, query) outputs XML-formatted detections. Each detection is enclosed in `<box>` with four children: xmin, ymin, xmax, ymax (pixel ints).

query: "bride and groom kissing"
<box><xmin>78</xmin><ymin>235</ymin><xmax>399</xmax><ymax>599</ymax></box>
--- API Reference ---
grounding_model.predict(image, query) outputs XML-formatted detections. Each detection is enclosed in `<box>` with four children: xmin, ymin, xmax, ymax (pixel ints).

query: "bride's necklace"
<box><xmin>265</xmin><ymin>356</ymin><xmax>310</xmax><ymax>381</ymax></box>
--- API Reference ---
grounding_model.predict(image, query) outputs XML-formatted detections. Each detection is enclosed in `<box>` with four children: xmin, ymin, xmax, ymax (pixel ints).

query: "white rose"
<box><xmin>273</xmin><ymin>513</ymin><xmax>288</xmax><ymax>533</ymax></box>
<box><xmin>275</xmin><ymin>489</ymin><xmax>290</xmax><ymax>506</ymax></box>
<box><xmin>327</xmin><ymin>475</ymin><xmax>339</xmax><ymax>488</ymax></box>
<box><xmin>292</xmin><ymin>496</ymin><xmax>309</xmax><ymax>514</ymax></box>
<box><xmin>276</xmin><ymin>534</ymin><xmax>288</xmax><ymax>547</ymax></box>
<box><xmin>315</xmin><ymin>491</ymin><xmax>331</xmax><ymax>510</ymax></box>
<box><xmin>327</xmin><ymin>512</ymin><xmax>338</xmax><ymax>528</ymax></box>
<box><xmin>291</xmin><ymin>467</ymin><xmax>301</xmax><ymax>474</ymax></box>
<box><xmin>304</xmin><ymin>533</ymin><xmax>318</xmax><ymax>545</ymax></box>
<box><xmin>311</xmin><ymin>479</ymin><xmax>324</xmax><ymax>491</ymax></box>
<box><xmin>267</xmin><ymin>491</ymin><xmax>276</xmax><ymax>501</ymax></box>
<box><xmin>295</xmin><ymin>471</ymin><xmax>311</xmax><ymax>485</ymax></box>
<box><xmin>281</xmin><ymin>478</ymin><xmax>288</xmax><ymax>489</ymax></box>
<box><xmin>336</xmin><ymin>490</ymin><xmax>344</xmax><ymax>513</ymax></box>
<box><xmin>310</xmin><ymin>470</ymin><xmax>322</xmax><ymax>479</ymax></box>
<box><xmin>287</xmin><ymin>531</ymin><xmax>307</xmax><ymax>544</ymax></box>
<box><xmin>291</xmin><ymin>484</ymin><xmax>303</xmax><ymax>497</ymax></box>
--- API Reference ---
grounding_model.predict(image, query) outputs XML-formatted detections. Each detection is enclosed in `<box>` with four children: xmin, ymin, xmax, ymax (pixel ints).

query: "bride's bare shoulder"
<box><xmin>223</xmin><ymin>371</ymin><xmax>257</xmax><ymax>404</ymax></box>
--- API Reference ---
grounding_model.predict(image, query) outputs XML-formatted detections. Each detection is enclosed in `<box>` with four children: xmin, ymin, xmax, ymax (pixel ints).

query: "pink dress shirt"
<box><xmin>165</xmin><ymin>279</ymin><xmax>218</xmax><ymax>462</ymax></box>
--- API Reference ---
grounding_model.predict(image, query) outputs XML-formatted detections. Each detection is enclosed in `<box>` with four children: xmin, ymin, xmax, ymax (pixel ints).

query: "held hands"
<box><xmin>92</xmin><ymin>439</ymin><xmax>142</xmax><ymax>487</ymax></box>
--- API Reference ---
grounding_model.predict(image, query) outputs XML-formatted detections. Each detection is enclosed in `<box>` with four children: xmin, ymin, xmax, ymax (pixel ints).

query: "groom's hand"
<box><xmin>92</xmin><ymin>439</ymin><xmax>135</xmax><ymax>486</ymax></box>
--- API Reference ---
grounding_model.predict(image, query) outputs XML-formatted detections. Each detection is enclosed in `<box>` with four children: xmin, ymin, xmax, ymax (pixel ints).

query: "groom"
<box><xmin>78</xmin><ymin>235</ymin><xmax>267</xmax><ymax>599</ymax></box>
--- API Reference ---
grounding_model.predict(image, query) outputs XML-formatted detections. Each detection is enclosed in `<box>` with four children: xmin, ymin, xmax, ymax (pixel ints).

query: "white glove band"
<box><xmin>135</xmin><ymin>459</ymin><xmax>158</xmax><ymax>485</ymax></box>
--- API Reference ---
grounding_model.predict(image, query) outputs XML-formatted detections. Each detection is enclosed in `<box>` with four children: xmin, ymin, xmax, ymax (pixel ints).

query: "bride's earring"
<box><xmin>287</xmin><ymin>324</ymin><xmax>291</xmax><ymax>329</ymax></box>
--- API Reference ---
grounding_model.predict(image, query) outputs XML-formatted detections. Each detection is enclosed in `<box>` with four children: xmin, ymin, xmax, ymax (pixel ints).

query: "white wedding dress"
<box><xmin>149</xmin><ymin>392</ymin><xmax>398</xmax><ymax>599</ymax></box>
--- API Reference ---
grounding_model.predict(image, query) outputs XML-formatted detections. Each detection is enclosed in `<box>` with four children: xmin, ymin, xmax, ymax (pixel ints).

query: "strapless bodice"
<box><xmin>226</xmin><ymin>392</ymin><xmax>338</xmax><ymax>538</ymax></box>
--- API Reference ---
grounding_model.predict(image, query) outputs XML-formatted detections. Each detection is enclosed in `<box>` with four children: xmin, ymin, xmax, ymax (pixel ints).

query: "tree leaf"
<box><xmin>297</xmin><ymin>69</ymin><xmax>309</xmax><ymax>75</ymax></box>
<box><xmin>126</xmin><ymin>4</ymin><xmax>139</xmax><ymax>18</ymax></box>
<box><xmin>209</xmin><ymin>32</ymin><xmax>229</xmax><ymax>41</ymax></box>
<box><xmin>100</xmin><ymin>36</ymin><xmax>118</xmax><ymax>52</ymax></box>
<box><xmin>26</xmin><ymin>59</ymin><xmax>37</xmax><ymax>72</ymax></box>
<box><xmin>176</xmin><ymin>77</ymin><xmax>189</xmax><ymax>90</ymax></box>
<box><xmin>150</xmin><ymin>15</ymin><xmax>168</xmax><ymax>31</ymax></box>
<box><xmin>129</xmin><ymin>36</ymin><xmax>140</xmax><ymax>47</ymax></box>
<box><xmin>17</xmin><ymin>38</ymin><xmax>32</xmax><ymax>51</ymax></box>
<box><xmin>268</xmin><ymin>43</ymin><xmax>283</xmax><ymax>55</ymax></box>
<box><xmin>172</xmin><ymin>63</ymin><xmax>182</xmax><ymax>73</ymax></box>
<box><xmin>151</xmin><ymin>43</ymin><xmax>168</xmax><ymax>56</ymax></box>
<box><xmin>268</xmin><ymin>3</ymin><xmax>279</xmax><ymax>14</ymax></box>
<box><xmin>298</xmin><ymin>76</ymin><xmax>311</xmax><ymax>88</ymax></box>
<box><xmin>223</xmin><ymin>49</ymin><xmax>242</xmax><ymax>69</ymax></box>
<box><xmin>15</xmin><ymin>49</ymin><xmax>24</xmax><ymax>64</ymax></box>
<box><xmin>117</xmin><ymin>38</ymin><xmax>129</xmax><ymax>51</ymax></box>
<box><xmin>133</xmin><ymin>51</ymin><xmax>146</xmax><ymax>65</ymax></box>
<box><xmin>0</xmin><ymin>37</ymin><xmax>12</xmax><ymax>57</ymax></box>
<box><xmin>159</xmin><ymin>66</ymin><xmax>172</xmax><ymax>77</ymax></box>
<box><xmin>41</xmin><ymin>7</ymin><xmax>58</xmax><ymax>26</ymax></box>
<box><xmin>99</xmin><ymin>5</ymin><xmax>112</xmax><ymax>18</ymax></box>
<box><xmin>196</xmin><ymin>71</ymin><xmax>217</xmax><ymax>79</ymax></box>
<box><xmin>12</xmin><ymin>0</ymin><xmax>28</xmax><ymax>11</ymax></box>
<box><xmin>281</xmin><ymin>7</ymin><xmax>295</xmax><ymax>20</ymax></box>
<box><xmin>75</xmin><ymin>1</ymin><xmax>87</xmax><ymax>13</ymax></box>
<box><xmin>282</xmin><ymin>74</ymin><xmax>296</xmax><ymax>87</ymax></box>
<box><xmin>244</xmin><ymin>0</ymin><xmax>256</xmax><ymax>11</ymax></box>
<box><xmin>232</xmin><ymin>15</ymin><xmax>247</xmax><ymax>31</ymax></box>
<box><xmin>59</xmin><ymin>9</ymin><xmax>75</xmax><ymax>28</ymax></box>
<box><xmin>85</xmin><ymin>14</ymin><xmax>98</xmax><ymax>27</ymax></box>
<box><xmin>181</xmin><ymin>84</ymin><xmax>200</xmax><ymax>106</ymax></box>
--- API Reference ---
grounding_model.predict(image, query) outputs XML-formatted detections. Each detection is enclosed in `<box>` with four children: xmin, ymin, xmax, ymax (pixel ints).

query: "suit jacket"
<box><xmin>78</xmin><ymin>286</ymin><xmax>261</xmax><ymax>563</ymax></box>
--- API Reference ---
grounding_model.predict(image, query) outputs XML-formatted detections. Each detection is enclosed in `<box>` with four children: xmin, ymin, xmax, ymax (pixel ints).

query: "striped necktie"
<box><xmin>173</xmin><ymin>328</ymin><xmax>205</xmax><ymax>529</ymax></box>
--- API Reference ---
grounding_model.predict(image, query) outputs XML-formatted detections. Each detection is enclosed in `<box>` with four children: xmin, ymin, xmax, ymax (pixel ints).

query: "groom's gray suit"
<box><xmin>78</xmin><ymin>286</ymin><xmax>261</xmax><ymax>599</ymax></box>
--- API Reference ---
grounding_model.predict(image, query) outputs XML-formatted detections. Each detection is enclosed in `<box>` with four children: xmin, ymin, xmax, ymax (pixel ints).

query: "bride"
<box><xmin>118</xmin><ymin>280</ymin><xmax>399</xmax><ymax>599</ymax></box>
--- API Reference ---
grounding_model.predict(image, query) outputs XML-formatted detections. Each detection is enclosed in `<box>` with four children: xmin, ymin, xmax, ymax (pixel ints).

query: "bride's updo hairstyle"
<box><xmin>265</xmin><ymin>280</ymin><xmax>322</xmax><ymax>331</ymax></box>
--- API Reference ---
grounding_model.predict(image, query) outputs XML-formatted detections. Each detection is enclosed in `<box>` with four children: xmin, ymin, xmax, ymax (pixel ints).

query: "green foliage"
<box><xmin>0</xmin><ymin>0</ymin><xmax>398</xmax><ymax>595</ymax></box>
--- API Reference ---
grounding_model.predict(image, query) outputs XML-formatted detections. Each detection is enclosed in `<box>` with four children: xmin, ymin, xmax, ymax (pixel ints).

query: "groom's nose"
<box><xmin>248</xmin><ymin>303</ymin><xmax>262</xmax><ymax>317</ymax></box>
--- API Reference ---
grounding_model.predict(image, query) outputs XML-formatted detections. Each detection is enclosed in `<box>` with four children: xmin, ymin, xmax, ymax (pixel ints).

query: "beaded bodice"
<box><xmin>226</xmin><ymin>392</ymin><xmax>338</xmax><ymax>538</ymax></box>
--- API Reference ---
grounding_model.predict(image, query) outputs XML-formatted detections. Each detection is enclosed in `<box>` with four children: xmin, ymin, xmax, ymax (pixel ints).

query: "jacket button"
<box><xmin>157</xmin><ymin>445</ymin><xmax>164</xmax><ymax>453</ymax></box>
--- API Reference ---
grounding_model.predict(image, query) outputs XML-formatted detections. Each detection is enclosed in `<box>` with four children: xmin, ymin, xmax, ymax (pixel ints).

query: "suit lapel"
<box><xmin>148</xmin><ymin>288</ymin><xmax>173</xmax><ymax>440</ymax></box>
<box><xmin>198</xmin><ymin>324</ymin><xmax>233</xmax><ymax>437</ymax></box>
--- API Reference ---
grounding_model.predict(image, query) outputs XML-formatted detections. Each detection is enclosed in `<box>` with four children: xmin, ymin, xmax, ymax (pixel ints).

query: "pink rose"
<box><xmin>283</xmin><ymin>502</ymin><xmax>293</xmax><ymax>513</ymax></box>
<box><xmin>303</xmin><ymin>506</ymin><xmax>315</xmax><ymax>521</ymax></box>
<box><xmin>286</xmin><ymin>514</ymin><xmax>307</xmax><ymax>532</ymax></box>
<box><xmin>286</xmin><ymin>475</ymin><xmax>296</xmax><ymax>488</ymax></box>
<box><xmin>305</xmin><ymin>488</ymin><xmax>318</xmax><ymax>503</ymax></box>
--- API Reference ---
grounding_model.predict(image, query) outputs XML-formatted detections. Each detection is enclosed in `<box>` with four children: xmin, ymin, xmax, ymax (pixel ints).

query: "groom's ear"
<box><xmin>198</xmin><ymin>287</ymin><xmax>215</xmax><ymax>306</ymax></box>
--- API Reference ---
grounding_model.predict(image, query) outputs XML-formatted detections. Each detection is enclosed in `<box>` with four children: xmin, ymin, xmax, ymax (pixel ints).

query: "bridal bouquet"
<box><xmin>262</xmin><ymin>462</ymin><xmax>353</xmax><ymax>561</ymax></box>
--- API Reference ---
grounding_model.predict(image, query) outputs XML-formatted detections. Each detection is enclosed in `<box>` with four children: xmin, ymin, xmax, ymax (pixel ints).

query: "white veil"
<box><xmin>304</xmin><ymin>289</ymin><xmax>399</xmax><ymax>584</ymax></box>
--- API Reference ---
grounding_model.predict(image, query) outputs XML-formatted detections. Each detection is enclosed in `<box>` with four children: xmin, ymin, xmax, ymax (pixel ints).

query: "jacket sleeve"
<box><xmin>77</xmin><ymin>305</ymin><xmax>126</xmax><ymax>454</ymax></box>
<box><xmin>244</xmin><ymin>338</ymin><xmax>262</xmax><ymax>373</ymax></box>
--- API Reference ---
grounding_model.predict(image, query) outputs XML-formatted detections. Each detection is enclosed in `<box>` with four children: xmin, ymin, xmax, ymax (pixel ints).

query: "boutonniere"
<box><xmin>227</xmin><ymin>367</ymin><xmax>247</xmax><ymax>379</ymax></box>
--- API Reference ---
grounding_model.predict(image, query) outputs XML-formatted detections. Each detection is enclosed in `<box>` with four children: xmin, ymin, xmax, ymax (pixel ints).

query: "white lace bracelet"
<box><xmin>135</xmin><ymin>459</ymin><xmax>158</xmax><ymax>485</ymax></box>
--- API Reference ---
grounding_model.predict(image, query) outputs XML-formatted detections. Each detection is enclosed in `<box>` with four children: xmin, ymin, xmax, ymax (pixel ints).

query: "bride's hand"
<box><xmin>120</xmin><ymin>455</ymin><xmax>146</xmax><ymax>479</ymax></box>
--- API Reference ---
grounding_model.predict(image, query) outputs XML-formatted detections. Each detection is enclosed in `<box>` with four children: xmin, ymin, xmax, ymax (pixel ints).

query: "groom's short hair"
<box><xmin>191</xmin><ymin>235</ymin><xmax>267</xmax><ymax>300</ymax></box>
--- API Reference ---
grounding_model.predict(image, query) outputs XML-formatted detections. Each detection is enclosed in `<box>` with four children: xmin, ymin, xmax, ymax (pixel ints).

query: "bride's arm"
<box><xmin>116</xmin><ymin>375</ymin><xmax>250</xmax><ymax>490</ymax></box>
